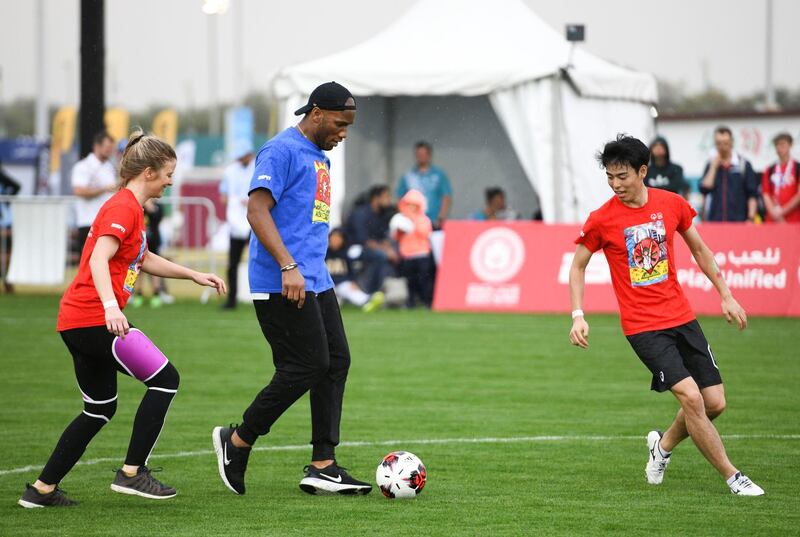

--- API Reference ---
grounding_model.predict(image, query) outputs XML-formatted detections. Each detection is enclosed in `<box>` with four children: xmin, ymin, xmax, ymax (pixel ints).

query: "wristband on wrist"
<box><xmin>103</xmin><ymin>300</ymin><xmax>118</xmax><ymax>310</ymax></box>
<box><xmin>280</xmin><ymin>262</ymin><xmax>298</xmax><ymax>272</ymax></box>
<box><xmin>571</xmin><ymin>309</ymin><xmax>584</xmax><ymax>319</ymax></box>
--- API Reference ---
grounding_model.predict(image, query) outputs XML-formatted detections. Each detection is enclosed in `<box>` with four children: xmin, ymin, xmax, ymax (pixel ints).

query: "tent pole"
<box><xmin>385</xmin><ymin>96</ymin><xmax>396</xmax><ymax>187</ymax></box>
<box><xmin>550</xmin><ymin>75</ymin><xmax>564</xmax><ymax>222</ymax></box>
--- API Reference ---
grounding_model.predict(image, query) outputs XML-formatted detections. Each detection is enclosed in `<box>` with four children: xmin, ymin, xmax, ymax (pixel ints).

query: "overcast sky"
<box><xmin>1</xmin><ymin>0</ymin><xmax>798</xmax><ymax>109</ymax></box>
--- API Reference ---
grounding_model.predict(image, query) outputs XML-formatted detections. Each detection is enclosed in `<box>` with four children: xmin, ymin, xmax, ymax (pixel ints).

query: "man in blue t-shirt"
<box><xmin>397</xmin><ymin>141</ymin><xmax>453</xmax><ymax>229</ymax></box>
<box><xmin>212</xmin><ymin>81</ymin><xmax>372</xmax><ymax>497</ymax></box>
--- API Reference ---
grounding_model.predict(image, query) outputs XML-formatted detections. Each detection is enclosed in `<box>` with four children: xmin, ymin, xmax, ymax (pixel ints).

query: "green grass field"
<box><xmin>0</xmin><ymin>295</ymin><xmax>798</xmax><ymax>536</ymax></box>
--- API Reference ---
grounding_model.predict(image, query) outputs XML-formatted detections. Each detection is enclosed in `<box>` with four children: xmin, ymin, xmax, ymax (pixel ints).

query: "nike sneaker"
<box><xmin>110</xmin><ymin>466</ymin><xmax>176</xmax><ymax>499</ymax></box>
<box><xmin>212</xmin><ymin>425</ymin><xmax>250</xmax><ymax>495</ymax></box>
<box><xmin>18</xmin><ymin>484</ymin><xmax>78</xmax><ymax>508</ymax></box>
<box><xmin>299</xmin><ymin>462</ymin><xmax>372</xmax><ymax>495</ymax></box>
<box><xmin>728</xmin><ymin>472</ymin><xmax>765</xmax><ymax>496</ymax></box>
<box><xmin>645</xmin><ymin>430</ymin><xmax>670</xmax><ymax>485</ymax></box>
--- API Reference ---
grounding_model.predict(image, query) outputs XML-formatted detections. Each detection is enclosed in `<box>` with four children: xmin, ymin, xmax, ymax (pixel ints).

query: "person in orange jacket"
<box><xmin>390</xmin><ymin>189</ymin><xmax>433</xmax><ymax>307</ymax></box>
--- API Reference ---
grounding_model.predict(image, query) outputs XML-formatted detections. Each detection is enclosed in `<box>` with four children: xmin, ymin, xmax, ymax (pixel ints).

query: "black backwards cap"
<box><xmin>294</xmin><ymin>81</ymin><xmax>356</xmax><ymax>116</ymax></box>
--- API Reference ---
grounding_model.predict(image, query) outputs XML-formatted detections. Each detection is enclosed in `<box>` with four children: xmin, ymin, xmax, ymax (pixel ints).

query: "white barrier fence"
<box><xmin>0</xmin><ymin>195</ymin><xmax>221</xmax><ymax>302</ymax></box>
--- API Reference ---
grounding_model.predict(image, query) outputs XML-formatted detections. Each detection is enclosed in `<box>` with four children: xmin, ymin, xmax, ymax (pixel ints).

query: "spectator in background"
<box><xmin>325</xmin><ymin>228</ymin><xmax>384</xmax><ymax>312</ymax></box>
<box><xmin>646</xmin><ymin>137</ymin><xmax>688</xmax><ymax>199</ymax></box>
<box><xmin>700</xmin><ymin>126</ymin><xmax>758</xmax><ymax>222</ymax></box>
<box><xmin>397</xmin><ymin>141</ymin><xmax>452</xmax><ymax>229</ymax></box>
<box><xmin>345</xmin><ymin>184</ymin><xmax>397</xmax><ymax>294</ymax></box>
<box><xmin>761</xmin><ymin>132</ymin><xmax>800</xmax><ymax>223</ymax></box>
<box><xmin>72</xmin><ymin>131</ymin><xmax>118</xmax><ymax>249</ymax></box>
<box><xmin>219</xmin><ymin>140</ymin><xmax>256</xmax><ymax>309</ymax></box>
<box><xmin>0</xmin><ymin>160</ymin><xmax>21</xmax><ymax>294</ymax></box>
<box><xmin>390</xmin><ymin>189</ymin><xmax>433</xmax><ymax>308</ymax></box>
<box><xmin>470</xmin><ymin>187</ymin><xmax>518</xmax><ymax>220</ymax></box>
<box><xmin>131</xmin><ymin>199</ymin><xmax>176</xmax><ymax>307</ymax></box>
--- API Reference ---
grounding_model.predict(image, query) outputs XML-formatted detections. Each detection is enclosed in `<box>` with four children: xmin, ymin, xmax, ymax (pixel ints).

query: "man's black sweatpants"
<box><xmin>236</xmin><ymin>289</ymin><xmax>350</xmax><ymax>461</ymax></box>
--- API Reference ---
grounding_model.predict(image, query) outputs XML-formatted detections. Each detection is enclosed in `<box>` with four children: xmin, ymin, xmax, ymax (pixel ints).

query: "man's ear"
<box><xmin>639</xmin><ymin>164</ymin><xmax>648</xmax><ymax>178</ymax></box>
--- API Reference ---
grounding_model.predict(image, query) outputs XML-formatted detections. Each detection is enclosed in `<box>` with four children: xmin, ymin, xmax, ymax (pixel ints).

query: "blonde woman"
<box><xmin>19</xmin><ymin>131</ymin><xmax>226</xmax><ymax>508</ymax></box>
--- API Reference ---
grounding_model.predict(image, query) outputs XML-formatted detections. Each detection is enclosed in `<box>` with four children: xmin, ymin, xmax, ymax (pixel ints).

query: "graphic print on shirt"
<box><xmin>623</xmin><ymin>217</ymin><xmax>668</xmax><ymax>287</ymax></box>
<box><xmin>123</xmin><ymin>231</ymin><xmax>148</xmax><ymax>294</ymax></box>
<box><xmin>313</xmin><ymin>160</ymin><xmax>331</xmax><ymax>224</ymax></box>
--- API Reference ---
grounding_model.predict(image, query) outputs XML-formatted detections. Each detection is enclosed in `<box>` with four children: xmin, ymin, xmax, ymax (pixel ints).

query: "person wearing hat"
<box><xmin>219</xmin><ymin>138</ymin><xmax>256</xmax><ymax>309</ymax></box>
<box><xmin>212</xmin><ymin>82</ymin><xmax>372</xmax><ymax>496</ymax></box>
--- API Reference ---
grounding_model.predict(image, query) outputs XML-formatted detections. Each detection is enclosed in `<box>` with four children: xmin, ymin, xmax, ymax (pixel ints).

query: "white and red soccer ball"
<box><xmin>376</xmin><ymin>451</ymin><xmax>427</xmax><ymax>499</ymax></box>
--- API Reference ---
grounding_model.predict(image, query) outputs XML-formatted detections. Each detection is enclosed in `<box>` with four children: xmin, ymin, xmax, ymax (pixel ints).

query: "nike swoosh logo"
<box><xmin>224</xmin><ymin>443</ymin><xmax>232</xmax><ymax>466</ymax></box>
<box><xmin>319</xmin><ymin>473</ymin><xmax>342</xmax><ymax>483</ymax></box>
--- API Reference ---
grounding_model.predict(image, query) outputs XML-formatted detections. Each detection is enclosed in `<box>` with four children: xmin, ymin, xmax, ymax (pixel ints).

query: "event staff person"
<box><xmin>761</xmin><ymin>132</ymin><xmax>800</xmax><ymax>223</ymax></box>
<box><xmin>19</xmin><ymin>131</ymin><xmax>226</xmax><ymax>508</ymax></box>
<box><xmin>213</xmin><ymin>82</ymin><xmax>372</xmax><ymax>496</ymax></box>
<box><xmin>72</xmin><ymin>132</ymin><xmax>118</xmax><ymax>249</ymax></box>
<box><xmin>567</xmin><ymin>134</ymin><xmax>764</xmax><ymax>496</ymax></box>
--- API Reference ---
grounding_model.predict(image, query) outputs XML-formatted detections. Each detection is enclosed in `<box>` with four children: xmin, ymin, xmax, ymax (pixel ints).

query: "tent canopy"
<box><xmin>272</xmin><ymin>0</ymin><xmax>656</xmax><ymax>102</ymax></box>
<box><xmin>270</xmin><ymin>0</ymin><xmax>657</xmax><ymax>224</ymax></box>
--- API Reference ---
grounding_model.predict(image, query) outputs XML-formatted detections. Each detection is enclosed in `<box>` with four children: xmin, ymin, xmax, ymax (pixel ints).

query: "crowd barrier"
<box><xmin>433</xmin><ymin>221</ymin><xmax>800</xmax><ymax>317</ymax></box>
<box><xmin>0</xmin><ymin>195</ymin><xmax>220</xmax><ymax>302</ymax></box>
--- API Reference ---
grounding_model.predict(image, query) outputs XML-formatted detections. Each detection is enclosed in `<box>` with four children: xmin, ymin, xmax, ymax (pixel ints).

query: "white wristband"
<box><xmin>103</xmin><ymin>300</ymin><xmax>119</xmax><ymax>310</ymax></box>
<box><xmin>571</xmin><ymin>309</ymin><xmax>584</xmax><ymax>319</ymax></box>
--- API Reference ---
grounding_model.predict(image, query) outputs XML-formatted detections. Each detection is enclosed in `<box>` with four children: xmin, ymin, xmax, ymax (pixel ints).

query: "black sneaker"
<box><xmin>212</xmin><ymin>425</ymin><xmax>251</xmax><ymax>495</ymax></box>
<box><xmin>110</xmin><ymin>466</ymin><xmax>177</xmax><ymax>499</ymax></box>
<box><xmin>299</xmin><ymin>463</ymin><xmax>372</xmax><ymax>495</ymax></box>
<box><xmin>18</xmin><ymin>483</ymin><xmax>78</xmax><ymax>508</ymax></box>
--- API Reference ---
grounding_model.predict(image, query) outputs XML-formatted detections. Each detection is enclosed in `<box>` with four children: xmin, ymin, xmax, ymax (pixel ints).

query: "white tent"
<box><xmin>271</xmin><ymin>0</ymin><xmax>657</xmax><ymax>224</ymax></box>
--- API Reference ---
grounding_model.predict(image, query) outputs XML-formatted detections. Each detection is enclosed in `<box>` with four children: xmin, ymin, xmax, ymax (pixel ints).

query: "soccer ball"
<box><xmin>376</xmin><ymin>451</ymin><xmax>427</xmax><ymax>499</ymax></box>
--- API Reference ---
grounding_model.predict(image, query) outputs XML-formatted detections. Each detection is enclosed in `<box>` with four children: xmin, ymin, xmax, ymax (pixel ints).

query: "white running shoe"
<box><xmin>728</xmin><ymin>472</ymin><xmax>765</xmax><ymax>496</ymax></box>
<box><xmin>645</xmin><ymin>430</ymin><xmax>671</xmax><ymax>485</ymax></box>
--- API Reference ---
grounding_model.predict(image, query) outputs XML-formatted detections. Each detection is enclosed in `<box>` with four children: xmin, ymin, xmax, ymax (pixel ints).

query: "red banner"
<box><xmin>433</xmin><ymin>221</ymin><xmax>800</xmax><ymax>317</ymax></box>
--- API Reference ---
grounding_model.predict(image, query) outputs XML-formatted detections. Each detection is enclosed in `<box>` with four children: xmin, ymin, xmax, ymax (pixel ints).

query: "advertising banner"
<box><xmin>433</xmin><ymin>221</ymin><xmax>800</xmax><ymax>316</ymax></box>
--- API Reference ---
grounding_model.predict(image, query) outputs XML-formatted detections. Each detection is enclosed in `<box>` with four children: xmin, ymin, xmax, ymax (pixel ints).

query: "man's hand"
<box><xmin>769</xmin><ymin>205</ymin><xmax>785</xmax><ymax>222</ymax></box>
<box><xmin>282</xmin><ymin>268</ymin><xmax>306</xmax><ymax>308</ymax></box>
<box><xmin>721</xmin><ymin>295</ymin><xmax>747</xmax><ymax>330</ymax></box>
<box><xmin>569</xmin><ymin>317</ymin><xmax>590</xmax><ymax>349</ymax></box>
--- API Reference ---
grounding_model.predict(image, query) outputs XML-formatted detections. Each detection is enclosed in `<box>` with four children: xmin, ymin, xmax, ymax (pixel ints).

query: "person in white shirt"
<box><xmin>219</xmin><ymin>139</ymin><xmax>255</xmax><ymax>309</ymax></box>
<box><xmin>72</xmin><ymin>131</ymin><xmax>118</xmax><ymax>248</ymax></box>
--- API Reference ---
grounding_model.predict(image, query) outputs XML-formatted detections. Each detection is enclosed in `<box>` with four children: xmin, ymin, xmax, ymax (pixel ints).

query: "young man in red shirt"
<box><xmin>568</xmin><ymin>134</ymin><xmax>764</xmax><ymax>496</ymax></box>
<box><xmin>761</xmin><ymin>132</ymin><xmax>800</xmax><ymax>223</ymax></box>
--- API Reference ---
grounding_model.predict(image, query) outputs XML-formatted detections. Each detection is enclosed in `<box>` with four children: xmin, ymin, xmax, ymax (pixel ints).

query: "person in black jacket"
<box><xmin>646</xmin><ymin>137</ymin><xmax>688</xmax><ymax>199</ymax></box>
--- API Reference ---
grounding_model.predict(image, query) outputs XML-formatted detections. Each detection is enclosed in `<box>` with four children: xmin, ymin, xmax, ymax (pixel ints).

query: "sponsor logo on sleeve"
<box><xmin>111</xmin><ymin>223</ymin><xmax>127</xmax><ymax>233</ymax></box>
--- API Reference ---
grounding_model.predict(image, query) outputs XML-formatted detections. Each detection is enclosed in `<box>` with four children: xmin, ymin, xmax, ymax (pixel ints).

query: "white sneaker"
<box><xmin>645</xmin><ymin>430</ymin><xmax>671</xmax><ymax>485</ymax></box>
<box><xmin>158</xmin><ymin>291</ymin><xmax>176</xmax><ymax>305</ymax></box>
<box><xmin>728</xmin><ymin>472</ymin><xmax>765</xmax><ymax>496</ymax></box>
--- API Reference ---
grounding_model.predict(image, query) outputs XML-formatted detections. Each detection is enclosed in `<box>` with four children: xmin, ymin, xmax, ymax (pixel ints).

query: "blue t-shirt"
<box><xmin>248</xmin><ymin>127</ymin><xmax>334</xmax><ymax>293</ymax></box>
<box><xmin>397</xmin><ymin>164</ymin><xmax>452</xmax><ymax>222</ymax></box>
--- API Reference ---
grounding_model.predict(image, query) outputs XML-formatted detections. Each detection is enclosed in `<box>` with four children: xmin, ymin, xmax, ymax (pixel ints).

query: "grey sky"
<box><xmin>1</xmin><ymin>0</ymin><xmax>797</xmax><ymax>110</ymax></box>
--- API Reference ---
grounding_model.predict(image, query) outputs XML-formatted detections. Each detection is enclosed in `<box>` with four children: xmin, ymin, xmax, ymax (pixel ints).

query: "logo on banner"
<box><xmin>470</xmin><ymin>228</ymin><xmax>525</xmax><ymax>283</ymax></box>
<box><xmin>313</xmin><ymin>161</ymin><xmax>331</xmax><ymax>223</ymax></box>
<box><xmin>466</xmin><ymin>227</ymin><xmax>525</xmax><ymax>306</ymax></box>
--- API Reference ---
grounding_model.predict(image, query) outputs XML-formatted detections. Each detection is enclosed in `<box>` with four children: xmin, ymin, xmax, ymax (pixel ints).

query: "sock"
<box><xmin>726</xmin><ymin>471</ymin><xmax>742</xmax><ymax>486</ymax></box>
<box><xmin>657</xmin><ymin>440</ymin><xmax>671</xmax><ymax>458</ymax></box>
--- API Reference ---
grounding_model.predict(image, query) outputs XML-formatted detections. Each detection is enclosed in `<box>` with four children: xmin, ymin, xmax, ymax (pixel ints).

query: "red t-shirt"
<box><xmin>575</xmin><ymin>188</ymin><xmax>697</xmax><ymax>336</ymax></box>
<box><xmin>761</xmin><ymin>160</ymin><xmax>800</xmax><ymax>222</ymax></box>
<box><xmin>57</xmin><ymin>189</ymin><xmax>148</xmax><ymax>331</ymax></box>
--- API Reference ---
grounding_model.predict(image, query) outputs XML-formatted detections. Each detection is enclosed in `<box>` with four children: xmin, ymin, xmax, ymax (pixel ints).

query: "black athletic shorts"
<box><xmin>626</xmin><ymin>319</ymin><xmax>722</xmax><ymax>392</ymax></box>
